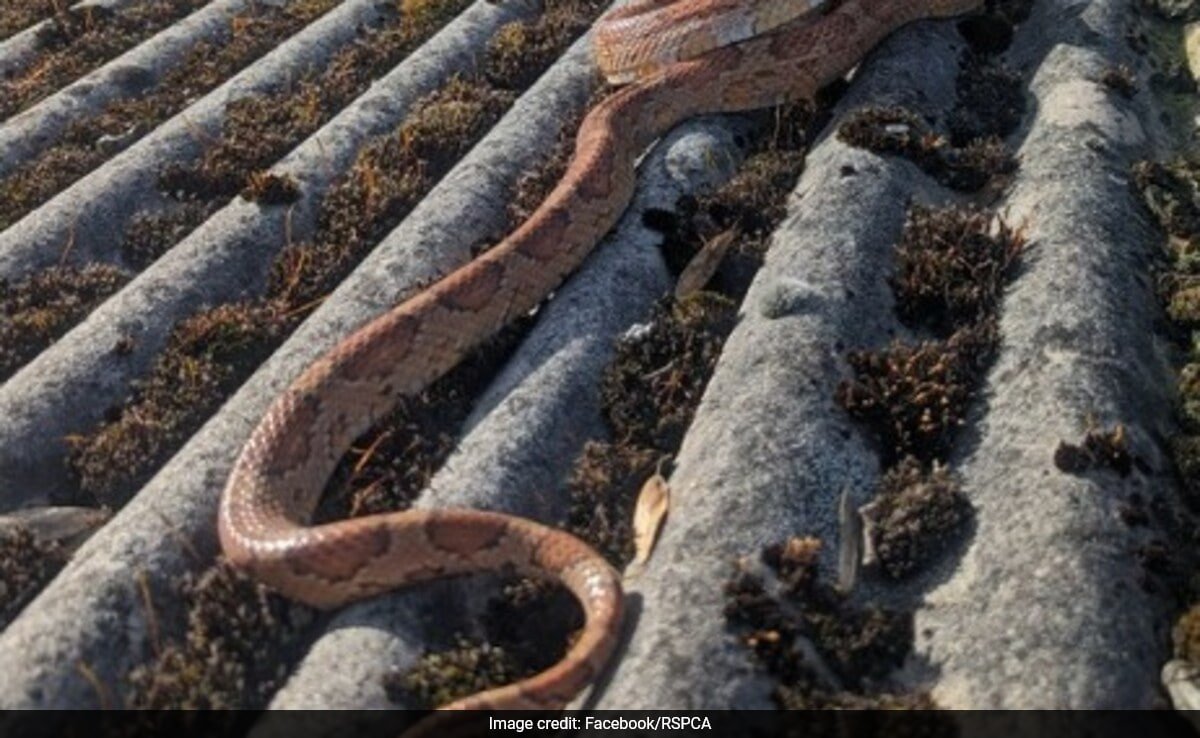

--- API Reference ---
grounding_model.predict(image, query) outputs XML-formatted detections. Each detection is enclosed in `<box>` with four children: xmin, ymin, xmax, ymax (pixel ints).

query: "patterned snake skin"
<box><xmin>218</xmin><ymin>0</ymin><xmax>985</xmax><ymax>710</ymax></box>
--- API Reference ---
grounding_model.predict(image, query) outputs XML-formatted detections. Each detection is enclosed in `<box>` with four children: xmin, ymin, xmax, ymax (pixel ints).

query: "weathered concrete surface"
<box><xmin>0</xmin><ymin>16</ymin><xmax>607</xmax><ymax>709</ymax></box>
<box><xmin>913</xmin><ymin>0</ymin><xmax>1180</xmax><ymax>708</ymax></box>
<box><xmin>594</xmin><ymin>19</ymin><xmax>965</xmax><ymax>709</ymax></box>
<box><xmin>0</xmin><ymin>0</ymin><xmax>530</xmax><ymax>510</ymax></box>
<box><xmin>270</xmin><ymin>117</ymin><xmax>749</xmax><ymax>709</ymax></box>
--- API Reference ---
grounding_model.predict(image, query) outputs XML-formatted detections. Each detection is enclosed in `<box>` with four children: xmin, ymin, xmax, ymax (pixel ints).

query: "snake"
<box><xmin>218</xmin><ymin>0</ymin><xmax>985</xmax><ymax>711</ymax></box>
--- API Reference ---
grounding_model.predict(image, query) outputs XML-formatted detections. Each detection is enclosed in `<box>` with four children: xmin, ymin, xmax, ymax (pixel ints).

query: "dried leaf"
<box><xmin>835</xmin><ymin>486</ymin><xmax>861</xmax><ymax>593</ymax></box>
<box><xmin>674</xmin><ymin>228</ymin><xmax>737</xmax><ymax>299</ymax></box>
<box><xmin>633</xmin><ymin>472</ymin><xmax>670</xmax><ymax>564</ymax></box>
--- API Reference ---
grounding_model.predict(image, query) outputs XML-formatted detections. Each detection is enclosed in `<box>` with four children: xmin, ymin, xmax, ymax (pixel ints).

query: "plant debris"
<box><xmin>0</xmin><ymin>263</ymin><xmax>130</xmax><ymax>382</ymax></box>
<box><xmin>860</xmin><ymin>458</ymin><xmax>971</xmax><ymax>579</ymax></box>
<box><xmin>838</xmin><ymin>106</ymin><xmax>1016</xmax><ymax>192</ymax></box>
<box><xmin>723</xmin><ymin>537</ymin><xmax>922</xmax><ymax>707</ymax></box>
<box><xmin>126</xmin><ymin>562</ymin><xmax>316</xmax><ymax>708</ymax></box>
<box><xmin>0</xmin><ymin>0</ymin><xmax>341</xmax><ymax>232</ymax></box>
<box><xmin>0</xmin><ymin>0</ymin><xmax>210</xmax><ymax>120</ymax></box>
<box><xmin>0</xmin><ymin>526</ymin><xmax>69</xmax><ymax>630</ymax></box>
<box><xmin>1053</xmin><ymin>422</ymin><xmax>1135</xmax><ymax>477</ymax></box>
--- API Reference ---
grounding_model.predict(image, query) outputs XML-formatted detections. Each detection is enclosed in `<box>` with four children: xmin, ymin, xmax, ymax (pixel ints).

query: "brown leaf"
<box><xmin>674</xmin><ymin>228</ymin><xmax>737</xmax><ymax>300</ymax></box>
<box><xmin>633</xmin><ymin>472</ymin><xmax>670</xmax><ymax>564</ymax></box>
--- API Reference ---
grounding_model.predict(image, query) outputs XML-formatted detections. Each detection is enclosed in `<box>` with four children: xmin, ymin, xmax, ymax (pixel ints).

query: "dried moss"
<box><xmin>836</xmin><ymin>321</ymin><xmax>998</xmax><ymax>466</ymax></box>
<box><xmin>1133</xmin><ymin>158</ymin><xmax>1200</xmax><ymax>239</ymax></box>
<box><xmin>1175</xmin><ymin>604</ymin><xmax>1200</xmax><ymax>662</ymax></box>
<box><xmin>388</xmin><ymin>637</ymin><xmax>524</xmax><ymax>708</ymax></box>
<box><xmin>127</xmin><ymin>562</ymin><xmax>316</xmax><ymax>708</ymax></box>
<box><xmin>482</xmin><ymin>0</ymin><xmax>605</xmax><ymax>89</ymax></box>
<box><xmin>0</xmin><ymin>0</ymin><xmax>209</xmax><ymax>119</ymax></box>
<box><xmin>241</xmin><ymin>171</ymin><xmax>301</xmax><ymax>205</ymax></box>
<box><xmin>600</xmin><ymin>293</ymin><xmax>737</xmax><ymax>451</ymax></box>
<box><xmin>892</xmin><ymin>205</ymin><xmax>1025</xmax><ymax>334</ymax></box>
<box><xmin>565</xmin><ymin>441</ymin><xmax>660</xmax><ymax>567</ymax></box>
<box><xmin>650</xmin><ymin>103</ymin><xmax>813</xmax><ymax>299</ymax></box>
<box><xmin>948</xmin><ymin>53</ymin><xmax>1025</xmax><ymax>145</ymax></box>
<box><xmin>1052</xmin><ymin>422</ymin><xmax>1135</xmax><ymax>477</ymax></box>
<box><xmin>724</xmin><ymin>537</ymin><xmax>918</xmax><ymax>707</ymax></box>
<box><xmin>68</xmin><ymin>301</ymin><xmax>286</xmax><ymax>504</ymax></box>
<box><xmin>0</xmin><ymin>0</ymin><xmax>340</xmax><ymax>230</ymax></box>
<box><xmin>1100</xmin><ymin>64</ymin><xmax>1139</xmax><ymax>98</ymax></box>
<box><xmin>863</xmin><ymin>458</ymin><xmax>971</xmax><ymax>579</ymax></box>
<box><xmin>121</xmin><ymin>202</ymin><xmax>218</xmax><ymax>269</ymax></box>
<box><xmin>0</xmin><ymin>0</ymin><xmax>61</xmax><ymax>40</ymax></box>
<box><xmin>0</xmin><ymin>526</ymin><xmax>69</xmax><ymax>629</ymax></box>
<box><xmin>385</xmin><ymin>579</ymin><xmax>577</xmax><ymax>707</ymax></box>
<box><xmin>838</xmin><ymin>106</ymin><xmax>1016</xmax><ymax>192</ymax></box>
<box><xmin>158</xmin><ymin>0</ymin><xmax>474</xmax><ymax>204</ymax></box>
<box><xmin>0</xmin><ymin>263</ymin><xmax>130</xmax><ymax>381</ymax></box>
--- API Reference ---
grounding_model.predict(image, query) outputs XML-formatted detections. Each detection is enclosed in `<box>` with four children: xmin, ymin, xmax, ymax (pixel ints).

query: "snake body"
<box><xmin>219</xmin><ymin>0</ymin><xmax>984</xmax><ymax>710</ymax></box>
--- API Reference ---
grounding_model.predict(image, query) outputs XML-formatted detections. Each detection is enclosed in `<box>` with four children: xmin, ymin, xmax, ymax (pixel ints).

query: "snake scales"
<box><xmin>218</xmin><ymin>0</ymin><xmax>984</xmax><ymax>710</ymax></box>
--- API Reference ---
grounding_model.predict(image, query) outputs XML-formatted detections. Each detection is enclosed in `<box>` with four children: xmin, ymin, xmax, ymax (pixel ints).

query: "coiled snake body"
<box><xmin>219</xmin><ymin>0</ymin><xmax>984</xmax><ymax>710</ymax></box>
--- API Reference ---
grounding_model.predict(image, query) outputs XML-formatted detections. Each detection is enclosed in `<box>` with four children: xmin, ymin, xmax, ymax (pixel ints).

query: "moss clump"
<box><xmin>241</xmin><ymin>172</ymin><xmax>300</xmax><ymax>205</ymax></box>
<box><xmin>1133</xmin><ymin>158</ymin><xmax>1200</xmax><ymax>239</ymax></box>
<box><xmin>650</xmin><ymin>103</ymin><xmax>813</xmax><ymax>299</ymax></box>
<box><xmin>836</xmin><ymin>321</ymin><xmax>998</xmax><ymax>466</ymax></box>
<box><xmin>1052</xmin><ymin>422</ymin><xmax>1134</xmax><ymax>477</ymax></box>
<box><xmin>127</xmin><ymin>562</ymin><xmax>315</xmax><ymax>708</ymax></box>
<box><xmin>1169</xmin><ymin>284</ymin><xmax>1200</xmax><ymax>325</ymax></box>
<box><xmin>565</xmin><ymin>442</ymin><xmax>661</xmax><ymax>566</ymax></box>
<box><xmin>724</xmin><ymin>537</ymin><xmax>918</xmax><ymax>707</ymax></box>
<box><xmin>601</xmin><ymin>293</ymin><xmax>737</xmax><ymax>451</ymax></box>
<box><xmin>1100</xmin><ymin>64</ymin><xmax>1139</xmax><ymax>98</ymax></box>
<box><xmin>0</xmin><ymin>264</ymin><xmax>130</xmax><ymax>381</ymax></box>
<box><xmin>385</xmin><ymin>579</ymin><xmax>578</xmax><ymax>707</ymax></box>
<box><xmin>0</xmin><ymin>526</ymin><xmax>69</xmax><ymax>629</ymax></box>
<box><xmin>948</xmin><ymin>53</ymin><xmax>1025</xmax><ymax>145</ymax></box>
<box><xmin>892</xmin><ymin>205</ymin><xmax>1024</xmax><ymax>334</ymax></box>
<box><xmin>386</xmin><ymin>637</ymin><xmax>522</xmax><ymax>708</ymax></box>
<box><xmin>863</xmin><ymin>458</ymin><xmax>971</xmax><ymax>579</ymax></box>
<box><xmin>837</xmin><ymin>106</ymin><xmax>1015</xmax><ymax>192</ymax></box>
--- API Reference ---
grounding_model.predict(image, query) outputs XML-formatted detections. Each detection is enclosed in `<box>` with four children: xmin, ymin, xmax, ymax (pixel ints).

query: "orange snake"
<box><xmin>218</xmin><ymin>0</ymin><xmax>985</xmax><ymax>710</ymax></box>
